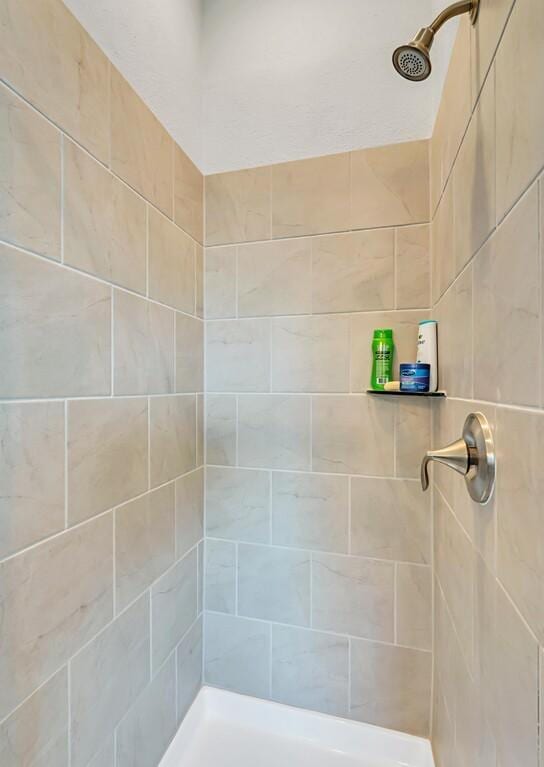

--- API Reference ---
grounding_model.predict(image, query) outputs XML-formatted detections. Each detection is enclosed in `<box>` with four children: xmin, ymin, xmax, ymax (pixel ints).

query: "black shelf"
<box><xmin>366</xmin><ymin>389</ymin><xmax>446</xmax><ymax>398</ymax></box>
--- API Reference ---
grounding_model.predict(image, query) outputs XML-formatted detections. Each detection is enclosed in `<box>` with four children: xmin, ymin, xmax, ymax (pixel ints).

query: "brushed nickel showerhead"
<box><xmin>393</xmin><ymin>0</ymin><xmax>479</xmax><ymax>82</ymax></box>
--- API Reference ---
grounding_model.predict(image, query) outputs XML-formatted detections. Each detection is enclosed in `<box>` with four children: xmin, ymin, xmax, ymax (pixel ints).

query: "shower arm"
<box><xmin>429</xmin><ymin>1</ymin><xmax>478</xmax><ymax>34</ymax></box>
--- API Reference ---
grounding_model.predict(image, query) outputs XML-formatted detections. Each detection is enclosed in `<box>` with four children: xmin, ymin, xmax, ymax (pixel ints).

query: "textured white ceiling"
<box><xmin>64</xmin><ymin>0</ymin><xmax>456</xmax><ymax>174</ymax></box>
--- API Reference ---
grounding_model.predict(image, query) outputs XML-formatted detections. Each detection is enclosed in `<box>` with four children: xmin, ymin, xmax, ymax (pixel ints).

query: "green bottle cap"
<box><xmin>373</xmin><ymin>329</ymin><xmax>393</xmax><ymax>339</ymax></box>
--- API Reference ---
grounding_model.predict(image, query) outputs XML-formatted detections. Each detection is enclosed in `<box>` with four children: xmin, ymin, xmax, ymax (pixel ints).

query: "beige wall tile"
<box><xmin>175</xmin><ymin>468</ymin><xmax>203</xmax><ymax>557</ymax></box>
<box><xmin>313</xmin><ymin>554</ymin><xmax>394</xmax><ymax>641</ymax></box>
<box><xmin>115</xmin><ymin>484</ymin><xmax>175</xmax><ymax>612</ymax></box>
<box><xmin>205</xmin><ymin>246</ymin><xmax>237</xmax><ymax>319</ymax></box>
<box><xmin>471</xmin><ymin>0</ymin><xmax>515</xmax><ymax>99</ymax></box>
<box><xmin>396</xmin><ymin>564</ymin><xmax>432</xmax><ymax>651</ymax></box>
<box><xmin>205</xmin><ymin>538</ymin><xmax>236</xmax><ymax>614</ymax></box>
<box><xmin>396</xmin><ymin>225</ymin><xmax>430</xmax><ymax>309</ymax></box>
<box><xmin>0</xmin><ymin>243</ymin><xmax>111</xmax><ymax>398</ymax></box>
<box><xmin>150</xmin><ymin>395</ymin><xmax>196</xmax><ymax>486</ymax></box>
<box><xmin>434</xmin><ymin>266</ymin><xmax>473</xmax><ymax>398</ymax></box>
<box><xmin>177</xmin><ymin>617</ymin><xmax>203</xmax><ymax>720</ymax></box>
<box><xmin>350</xmin><ymin>640</ymin><xmax>431</xmax><ymax>736</ymax></box>
<box><xmin>64</xmin><ymin>140</ymin><xmax>146</xmax><ymax>293</ymax></box>
<box><xmin>206</xmin><ymin>167</ymin><xmax>271</xmax><ymax>245</ymax></box>
<box><xmin>496</xmin><ymin>0</ymin><xmax>544</xmax><ymax>220</ymax></box>
<box><xmin>196</xmin><ymin>244</ymin><xmax>204</xmax><ymax>319</ymax></box>
<box><xmin>207</xmin><ymin>319</ymin><xmax>271</xmax><ymax>392</ymax></box>
<box><xmin>272</xmin><ymin>153</ymin><xmax>350</xmax><ymax>238</ymax></box>
<box><xmin>0</xmin><ymin>514</ymin><xmax>113</xmax><ymax>720</ymax></box>
<box><xmin>206</xmin><ymin>466</ymin><xmax>270</xmax><ymax>543</ymax></box>
<box><xmin>238</xmin><ymin>394</ymin><xmax>311</xmax><ymax>470</ymax></box>
<box><xmin>174</xmin><ymin>145</ymin><xmax>203</xmax><ymax>243</ymax></box>
<box><xmin>68</xmin><ymin>398</ymin><xmax>148</xmax><ymax>525</ymax></box>
<box><xmin>238</xmin><ymin>239</ymin><xmax>312</xmax><ymax>317</ymax></box>
<box><xmin>351</xmin><ymin>140</ymin><xmax>429</xmax><ymax>230</ymax></box>
<box><xmin>0</xmin><ymin>0</ymin><xmax>109</xmax><ymax>162</ymax></box>
<box><xmin>197</xmin><ymin>393</ymin><xmax>204</xmax><ymax>468</ymax></box>
<box><xmin>0</xmin><ymin>84</ymin><xmax>61</xmax><ymax>259</ymax></box>
<box><xmin>312</xmin><ymin>395</ymin><xmax>395</xmax><ymax>475</ymax></box>
<box><xmin>111</xmin><ymin>69</ymin><xmax>172</xmax><ymax>216</ymax></box>
<box><xmin>0</xmin><ymin>666</ymin><xmax>68</xmax><ymax>767</ymax></box>
<box><xmin>176</xmin><ymin>314</ymin><xmax>204</xmax><ymax>393</ymax></box>
<box><xmin>312</xmin><ymin>230</ymin><xmax>395</xmax><ymax>313</ymax></box>
<box><xmin>0</xmin><ymin>402</ymin><xmax>64</xmax><ymax>559</ymax></box>
<box><xmin>272</xmin><ymin>315</ymin><xmax>350</xmax><ymax>393</ymax></box>
<box><xmin>474</xmin><ymin>185</ymin><xmax>540</xmax><ymax>406</ymax></box>
<box><xmin>148</xmin><ymin>208</ymin><xmax>195</xmax><ymax>314</ymax></box>
<box><xmin>431</xmin><ymin>181</ymin><xmax>455</xmax><ymax>303</ymax></box>
<box><xmin>114</xmin><ymin>290</ymin><xmax>174</xmax><ymax>395</ymax></box>
<box><xmin>70</xmin><ymin>594</ymin><xmax>149</xmax><ymax>767</ymax></box>
<box><xmin>272</xmin><ymin>472</ymin><xmax>349</xmax><ymax>553</ymax></box>
<box><xmin>206</xmin><ymin>395</ymin><xmax>237</xmax><ymax>466</ymax></box>
<box><xmin>351</xmin><ymin>478</ymin><xmax>430</xmax><ymax>564</ymax></box>
<box><xmin>395</xmin><ymin>399</ymin><xmax>432</xmax><ymax>479</ymax></box>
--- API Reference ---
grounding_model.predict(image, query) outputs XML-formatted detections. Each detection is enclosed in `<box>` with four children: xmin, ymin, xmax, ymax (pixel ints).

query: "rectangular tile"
<box><xmin>396</xmin><ymin>564</ymin><xmax>432</xmax><ymax>651</ymax></box>
<box><xmin>431</xmin><ymin>180</ymin><xmax>455</xmax><ymax>302</ymax></box>
<box><xmin>205</xmin><ymin>539</ymin><xmax>236</xmax><ymax>614</ymax></box>
<box><xmin>176</xmin><ymin>468</ymin><xmax>204</xmax><ymax>558</ymax></box>
<box><xmin>114</xmin><ymin>290</ymin><xmax>174</xmax><ymax>395</ymax></box>
<box><xmin>111</xmin><ymin>68</ymin><xmax>172</xmax><ymax>215</ymax></box>
<box><xmin>0</xmin><ymin>401</ymin><xmax>65</xmax><ymax>559</ymax></box>
<box><xmin>68</xmin><ymin>398</ymin><xmax>148</xmax><ymax>525</ymax></box>
<box><xmin>206</xmin><ymin>466</ymin><xmax>270</xmax><ymax>543</ymax></box>
<box><xmin>205</xmin><ymin>246</ymin><xmax>237</xmax><ymax>319</ymax></box>
<box><xmin>206</xmin><ymin>319</ymin><xmax>271</xmax><ymax>392</ymax></box>
<box><xmin>70</xmin><ymin>594</ymin><xmax>150</xmax><ymax>767</ymax></box>
<box><xmin>177</xmin><ymin>617</ymin><xmax>203</xmax><ymax>721</ymax></box>
<box><xmin>149</xmin><ymin>395</ymin><xmax>196</xmax><ymax>487</ymax></box>
<box><xmin>395</xmin><ymin>399</ymin><xmax>432</xmax><ymax>480</ymax></box>
<box><xmin>0</xmin><ymin>84</ymin><xmax>60</xmax><ymax>259</ymax></box>
<box><xmin>196</xmin><ymin>244</ymin><xmax>204</xmax><ymax>319</ymax></box>
<box><xmin>471</xmin><ymin>0</ymin><xmax>515</xmax><ymax>98</ymax></box>
<box><xmin>176</xmin><ymin>314</ymin><xmax>204</xmax><ymax>393</ymax></box>
<box><xmin>395</xmin><ymin>225</ymin><xmax>430</xmax><ymax>309</ymax></box>
<box><xmin>148</xmin><ymin>208</ymin><xmax>196</xmax><ymax>313</ymax></box>
<box><xmin>0</xmin><ymin>243</ymin><xmax>110</xmax><ymax>398</ymax></box>
<box><xmin>205</xmin><ymin>167</ymin><xmax>271</xmax><ymax>245</ymax></box>
<box><xmin>206</xmin><ymin>395</ymin><xmax>237</xmax><ymax>466</ymax></box>
<box><xmin>0</xmin><ymin>515</ymin><xmax>113</xmax><ymax>720</ymax></box>
<box><xmin>174</xmin><ymin>145</ymin><xmax>203</xmax><ymax>243</ymax></box>
<box><xmin>434</xmin><ymin>266</ymin><xmax>473</xmax><ymax>399</ymax></box>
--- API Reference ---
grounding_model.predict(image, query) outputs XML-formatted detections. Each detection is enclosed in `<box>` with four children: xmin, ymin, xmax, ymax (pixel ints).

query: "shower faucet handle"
<box><xmin>420</xmin><ymin>412</ymin><xmax>495</xmax><ymax>505</ymax></box>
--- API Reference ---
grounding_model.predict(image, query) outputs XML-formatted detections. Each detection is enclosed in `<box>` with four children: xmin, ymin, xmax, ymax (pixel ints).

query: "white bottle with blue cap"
<box><xmin>417</xmin><ymin>320</ymin><xmax>438</xmax><ymax>392</ymax></box>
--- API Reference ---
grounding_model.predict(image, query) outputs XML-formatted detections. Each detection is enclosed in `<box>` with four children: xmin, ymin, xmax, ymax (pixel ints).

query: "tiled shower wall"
<box><xmin>203</xmin><ymin>142</ymin><xmax>435</xmax><ymax>735</ymax></box>
<box><xmin>430</xmin><ymin>1</ymin><xmax>544</xmax><ymax>766</ymax></box>
<box><xmin>0</xmin><ymin>1</ymin><xmax>204</xmax><ymax>765</ymax></box>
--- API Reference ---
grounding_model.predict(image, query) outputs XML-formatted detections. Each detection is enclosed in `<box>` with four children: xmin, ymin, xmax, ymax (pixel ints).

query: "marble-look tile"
<box><xmin>434</xmin><ymin>266</ymin><xmax>473</xmax><ymax>399</ymax></box>
<box><xmin>312</xmin><ymin>230</ymin><xmax>395</xmax><ymax>314</ymax></box>
<box><xmin>151</xmin><ymin>550</ymin><xmax>198</xmax><ymax>671</ymax></box>
<box><xmin>272</xmin><ymin>472</ymin><xmax>349</xmax><ymax>553</ymax></box>
<box><xmin>0</xmin><ymin>0</ymin><xmax>109</xmax><ymax>161</ymax></box>
<box><xmin>351</xmin><ymin>478</ymin><xmax>430</xmax><ymax>564</ymax></box>
<box><xmin>206</xmin><ymin>466</ymin><xmax>270</xmax><ymax>543</ymax></box>
<box><xmin>176</xmin><ymin>314</ymin><xmax>203</xmax><ymax>393</ymax></box>
<box><xmin>312</xmin><ymin>395</ymin><xmax>395</xmax><ymax>476</ymax></box>
<box><xmin>496</xmin><ymin>0</ymin><xmax>544</xmax><ymax>220</ymax></box>
<box><xmin>115</xmin><ymin>484</ymin><xmax>175</xmax><ymax>612</ymax></box>
<box><xmin>351</xmin><ymin>140</ymin><xmax>429</xmax><ymax>229</ymax></box>
<box><xmin>396</xmin><ymin>225</ymin><xmax>430</xmax><ymax>309</ymax></box>
<box><xmin>111</xmin><ymin>68</ymin><xmax>172</xmax><ymax>216</ymax></box>
<box><xmin>0</xmin><ymin>515</ymin><xmax>113</xmax><ymax>720</ymax></box>
<box><xmin>272</xmin><ymin>315</ymin><xmax>350</xmax><ymax>393</ymax></box>
<box><xmin>431</xmin><ymin>676</ymin><xmax>455</xmax><ymax>767</ymax></box>
<box><xmin>68</xmin><ymin>398</ymin><xmax>148</xmax><ymax>524</ymax></box>
<box><xmin>117</xmin><ymin>655</ymin><xmax>177</xmax><ymax>767</ymax></box>
<box><xmin>396</xmin><ymin>564</ymin><xmax>432</xmax><ymax>651</ymax></box>
<box><xmin>238</xmin><ymin>238</ymin><xmax>312</xmax><ymax>316</ymax></box>
<box><xmin>497</xmin><ymin>407</ymin><xmax>544</xmax><ymax>642</ymax></box>
<box><xmin>431</xmin><ymin>180</ymin><xmax>455</xmax><ymax>305</ymax></box>
<box><xmin>471</xmin><ymin>0</ymin><xmax>515</xmax><ymax>99</ymax></box>
<box><xmin>0</xmin><ymin>84</ymin><xmax>60</xmax><ymax>259</ymax></box>
<box><xmin>177</xmin><ymin>618</ymin><xmax>203</xmax><ymax>721</ymax></box>
<box><xmin>64</xmin><ymin>139</ymin><xmax>147</xmax><ymax>293</ymax></box>
<box><xmin>196</xmin><ymin>244</ymin><xmax>204</xmax><ymax>319</ymax></box>
<box><xmin>206</xmin><ymin>395</ymin><xmax>237</xmax><ymax>466</ymax></box>
<box><xmin>395</xmin><ymin>399</ymin><xmax>432</xmax><ymax>479</ymax></box>
<box><xmin>196</xmin><ymin>393</ymin><xmax>204</xmax><ymax>468</ymax></box>
<box><xmin>204</xmin><ymin>613</ymin><xmax>270</xmax><ymax>698</ymax></box>
<box><xmin>312</xmin><ymin>553</ymin><xmax>394</xmax><ymax>641</ymax></box>
<box><xmin>86</xmin><ymin>738</ymin><xmax>115</xmax><ymax>767</ymax></box>
<box><xmin>350</xmin><ymin>312</ymin><xmax>424</xmax><ymax>392</ymax></box>
<box><xmin>206</xmin><ymin>319</ymin><xmax>270</xmax><ymax>392</ymax></box>
<box><xmin>176</xmin><ymin>468</ymin><xmax>204</xmax><ymax>558</ymax></box>
<box><xmin>0</xmin><ymin>666</ymin><xmax>68</xmax><ymax>767</ymax></box>
<box><xmin>70</xmin><ymin>594</ymin><xmax>150</xmax><ymax>767</ymax></box>
<box><xmin>474</xmin><ymin>185</ymin><xmax>540</xmax><ymax>407</ymax></box>
<box><xmin>205</xmin><ymin>539</ymin><xmax>236</xmax><ymax>614</ymax></box>
<box><xmin>0</xmin><ymin>243</ymin><xmax>111</xmax><ymax>398</ymax></box>
<box><xmin>238</xmin><ymin>543</ymin><xmax>311</xmax><ymax>626</ymax></box>
<box><xmin>350</xmin><ymin>640</ymin><xmax>431</xmax><ymax>737</ymax></box>
<box><xmin>174</xmin><ymin>145</ymin><xmax>203</xmax><ymax>243</ymax></box>
<box><xmin>271</xmin><ymin>625</ymin><xmax>349</xmax><ymax>716</ymax></box>
<box><xmin>238</xmin><ymin>395</ymin><xmax>311</xmax><ymax>470</ymax></box>
<box><xmin>0</xmin><ymin>402</ymin><xmax>64</xmax><ymax>559</ymax></box>
<box><xmin>206</xmin><ymin>167</ymin><xmax>271</xmax><ymax>245</ymax></box>
<box><xmin>453</xmin><ymin>651</ymin><xmax>497</xmax><ymax>767</ymax></box>
<box><xmin>272</xmin><ymin>153</ymin><xmax>350</xmax><ymax>238</ymax></box>
<box><xmin>198</xmin><ymin>540</ymin><xmax>204</xmax><ymax>614</ymax></box>
<box><xmin>114</xmin><ymin>290</ymin><xmax>174</xmax><ymax>395</ymax></box>
<box><xmin>148</xmin><ymin>208</ymin><xmax>196</xmax><ymax>314</ymax></box>
<box><xmin>205</xmin><ymin>246</ymin><xmax>237</xmax><ymax>319</ymax></box>
<box><xmin>453</xmin><ymin>71</ymin><xmax>496</xmax><ymax>273</ymax></box>
<box><xmin>149</xmin><ymin>395</ymin><xmax>196</xmax><ymax>487</ymax></box>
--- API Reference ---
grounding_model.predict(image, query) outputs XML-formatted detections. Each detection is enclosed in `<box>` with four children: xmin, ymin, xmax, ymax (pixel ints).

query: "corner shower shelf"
<box><xmin>366</xmin><ymin>389</ymin><xmax>447</xmax><ymax>398</ymax></box>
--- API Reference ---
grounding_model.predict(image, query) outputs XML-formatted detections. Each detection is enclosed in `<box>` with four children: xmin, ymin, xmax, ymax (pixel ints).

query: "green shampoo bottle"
<box><xmin>371</xmin><ymin>329</ymin><xmax>394</xmax><ymax>390</ymax></box>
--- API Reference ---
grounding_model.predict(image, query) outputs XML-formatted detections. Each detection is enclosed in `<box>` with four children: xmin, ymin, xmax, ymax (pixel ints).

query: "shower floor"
<box><xmin>159</xmin><ymin>687</ymin><xmax>435</xmax><ymax>767</ymax></box>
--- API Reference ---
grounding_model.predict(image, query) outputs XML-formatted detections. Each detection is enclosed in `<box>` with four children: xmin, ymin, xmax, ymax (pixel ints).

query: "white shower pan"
<box><xmin>159</xmin><ymin>687</ymin><xmax>435</xmax><ymax>767</ymax></box>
